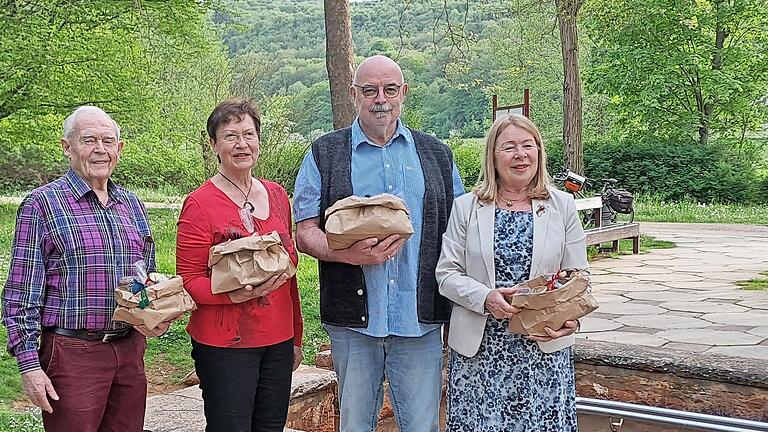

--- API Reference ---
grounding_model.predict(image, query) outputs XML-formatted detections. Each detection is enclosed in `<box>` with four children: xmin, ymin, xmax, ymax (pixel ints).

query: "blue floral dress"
<box><xmin>446</xmin><ymin>208</ymin><xmax>578</xmax><ymax>432</ymax></box>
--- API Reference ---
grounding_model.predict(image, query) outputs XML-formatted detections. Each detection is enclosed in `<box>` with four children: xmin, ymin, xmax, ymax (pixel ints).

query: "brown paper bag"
<box><xmin>112</xmin><ymin>276</ymin><xmax>196</xmax><ymax>329</ymax></box>
<box><xmin>507</xmin><ymin>273</ymin><xmax>598</xmax><ymax>337</ymax></box>
<box><xmin>324</xmin><ymin>194</ymin><xmax>414</xmax><ymax>250</ymax></box>
<box><xmin>208</xmin><ymin>230</ymin><xmax>297</xmax><ymax>294</ymax></box>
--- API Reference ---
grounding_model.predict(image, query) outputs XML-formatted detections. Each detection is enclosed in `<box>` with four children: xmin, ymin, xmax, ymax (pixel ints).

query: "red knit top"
<box><xmin>176</xmin><ymin>179</ymin><xmax>303</xmax><ymax>348</ymax></box>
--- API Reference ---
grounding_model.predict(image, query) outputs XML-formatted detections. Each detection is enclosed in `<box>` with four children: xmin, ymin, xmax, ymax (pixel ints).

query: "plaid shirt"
<box><xmin>2</xmin><ymin>169</ymin><xmax>155</xmax><ymax>373</ymax></box>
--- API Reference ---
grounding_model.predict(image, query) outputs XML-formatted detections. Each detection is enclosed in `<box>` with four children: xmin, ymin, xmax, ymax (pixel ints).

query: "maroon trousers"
<box><xmin>39</xmin><ymin>330</ymin><xmax>147</xmax><ymax>432</ymax></box>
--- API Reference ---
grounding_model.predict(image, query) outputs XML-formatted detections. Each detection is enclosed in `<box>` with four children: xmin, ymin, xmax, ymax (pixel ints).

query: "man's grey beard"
<box><xmin>370</xmin><ymin>103</ymin><xmax>393</xmax><ymax>119</ymax></box>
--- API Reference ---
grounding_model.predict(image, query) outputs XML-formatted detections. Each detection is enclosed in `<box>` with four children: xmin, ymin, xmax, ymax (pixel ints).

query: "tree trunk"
<box><xmin>699</xmin><ymin>0</ymin><xmax>728</xmax><ymax>145</ymax></box>
<box><xmin>324</xmin><ymin>0</ymin><xmax>356</xmax><ymax>129</ymax></box>
<box><xmin>555</xmin><ymin>0</ymin><xmax>584</xmax><ymax>175</ymax></box>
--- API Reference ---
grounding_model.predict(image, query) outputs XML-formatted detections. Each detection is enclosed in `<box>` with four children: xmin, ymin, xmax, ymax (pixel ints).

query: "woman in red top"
<box><xmin>176</xmin><ymin>99</ymin><xmax>303</xmax><ymax>432</ymax></box>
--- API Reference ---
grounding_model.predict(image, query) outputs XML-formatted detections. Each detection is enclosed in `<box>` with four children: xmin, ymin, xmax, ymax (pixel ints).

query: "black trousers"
<box><xmin>191</xmin><ymin>338</ymin><xmax>295</xmax><ymax>432</ymax></box>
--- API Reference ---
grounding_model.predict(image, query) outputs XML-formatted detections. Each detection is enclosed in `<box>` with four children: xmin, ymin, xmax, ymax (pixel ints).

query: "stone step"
<box><xmin>143</xmin><ymin>365</ymin><xmax>337</xmax><ymax>432</ymax></box>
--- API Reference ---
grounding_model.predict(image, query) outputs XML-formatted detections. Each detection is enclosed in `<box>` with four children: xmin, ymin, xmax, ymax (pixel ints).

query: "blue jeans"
<box><xmin>325</xmin><ymin>325</ymin><xmax>443</xmax><ymax>432</ymax></box>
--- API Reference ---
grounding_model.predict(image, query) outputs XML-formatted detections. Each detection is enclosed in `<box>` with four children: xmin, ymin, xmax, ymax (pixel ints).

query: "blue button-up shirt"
<box><xmin>294</xmin><ymin>119</ymin><xmax>465</xmax><ymax>337</ymax></box>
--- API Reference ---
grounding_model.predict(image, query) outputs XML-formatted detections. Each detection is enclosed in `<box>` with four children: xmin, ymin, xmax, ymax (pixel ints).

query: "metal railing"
<box><xmin>576</xmin><ymin>398</ymin><xmax>768</xmax><ymax>432</ymax></box>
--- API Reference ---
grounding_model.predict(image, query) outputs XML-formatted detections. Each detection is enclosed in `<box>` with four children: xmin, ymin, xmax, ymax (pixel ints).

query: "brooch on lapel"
<box><xmin>536</xmin><ymin>205</ymin><xmax>547</xmax><ymax>216</ymax></box>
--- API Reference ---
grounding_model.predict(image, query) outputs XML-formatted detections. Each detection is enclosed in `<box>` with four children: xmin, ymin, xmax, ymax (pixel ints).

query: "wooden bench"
<box><xmin>575</xmin><ymin>197</ymin><xmax>640</xmax><ymax>254</ymax></box>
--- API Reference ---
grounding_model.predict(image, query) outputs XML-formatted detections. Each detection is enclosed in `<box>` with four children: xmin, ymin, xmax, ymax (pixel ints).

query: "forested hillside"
<box><xmin>219</xmin><ymin>0</ymin><xmax>505</xmax><ymax>138</ymax></box>
<box><xmin>2</xmin><ymin>0</ymin><xmax>766</xmax><ymax>203</ymax></box>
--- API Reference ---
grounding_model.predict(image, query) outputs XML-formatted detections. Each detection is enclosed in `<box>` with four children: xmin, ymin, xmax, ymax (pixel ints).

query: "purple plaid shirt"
<box><xmin>2</xmin><ymin>169</ymin><xmax>155</xmax><ymax>373</ymax></box>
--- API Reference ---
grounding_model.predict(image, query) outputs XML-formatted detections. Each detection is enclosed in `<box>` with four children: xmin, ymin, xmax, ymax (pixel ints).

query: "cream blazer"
<box><xmin>436</xmin><ymin>187</ymin><xmax>589</xmax><ymax>357</ymax></box>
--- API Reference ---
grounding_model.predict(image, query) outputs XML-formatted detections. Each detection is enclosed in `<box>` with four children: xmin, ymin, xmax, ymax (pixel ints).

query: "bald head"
<box><xmin>353</xmin><ymin>55</ymin><xmax>404</xmax><ymax>85</ymax></box>
<box><xmin>63</xmin><ymin>106</ymin><xmax>120</xmax><ymax>141</ymax></box>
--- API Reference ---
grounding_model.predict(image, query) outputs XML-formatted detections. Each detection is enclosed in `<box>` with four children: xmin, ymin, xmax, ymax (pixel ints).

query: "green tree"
<box><xmin>583</xmin><ymin>0</ymin><xmax>768</xmax><ymax>145</ymax></box>
<box><xmin>0</xmin><ymin>0</ymin><xmax>230</xmax><ymax>191</ymax></box>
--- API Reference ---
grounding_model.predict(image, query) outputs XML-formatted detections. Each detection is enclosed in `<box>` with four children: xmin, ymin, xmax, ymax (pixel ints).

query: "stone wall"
<box><xmin>574</xmin><ymin>341</ymin><xmax>768</xmax><ymax>422</ymax></box>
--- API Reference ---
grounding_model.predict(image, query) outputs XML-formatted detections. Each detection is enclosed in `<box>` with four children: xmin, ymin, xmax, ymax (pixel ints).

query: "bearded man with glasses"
<box><xmin>294</xmin><ymin>55</ymin><xmax>465</xmax><ymax>432</ymax></box>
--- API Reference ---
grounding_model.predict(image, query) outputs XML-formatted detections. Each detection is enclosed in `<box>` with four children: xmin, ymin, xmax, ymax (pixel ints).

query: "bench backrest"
<box><xmin>575</xmin><ymin>196</ymin><xmax>602</xmax><ymax>211</ymax></box>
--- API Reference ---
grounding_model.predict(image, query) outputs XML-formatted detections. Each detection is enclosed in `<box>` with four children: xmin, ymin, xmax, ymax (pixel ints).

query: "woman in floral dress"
<box><xmin>436</xmin><ymin>114</ymin><xmax>588</xmax><ymax>431</ymax></box>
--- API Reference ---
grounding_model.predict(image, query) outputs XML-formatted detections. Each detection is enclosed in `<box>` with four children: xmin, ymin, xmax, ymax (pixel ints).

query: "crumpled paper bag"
<box><xmin>112</xmin><ymin>276</ymin><xmax>196</xmax><ymax>329</ymax></box>
<box><xmin>324</xmin><ymin>193</ymin><xmax>414</xmax><ymax>250</ymax></box>
<box><xmin>506</xmin><ymin>272</ymin><xmax>598</xmax><ymax>337</ymax></box>
<box><xmin>208</xmin><ymin>230</ymin><xmax>297</xmax><ymax>294</ymax></box>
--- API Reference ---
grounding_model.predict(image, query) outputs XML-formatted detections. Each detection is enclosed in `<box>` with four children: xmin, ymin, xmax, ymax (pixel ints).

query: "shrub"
<box><xmin>0</xmin><ymin>114</ymin><xmax>68</xmax><ymax>193</ymax></box>
<box><xmin>256</xmin><ymin>96</ymin><xmax>312</xmax><ymax>195</ymax></box>
<box><xmin>447</xmin><ymin>136</ymin><xmax>483</xmax><ymax>191</ymax></box>
<box><xmin>584</xmin><ymin>136</ymin><xmax>764</xmax><ymax>203</ymax></box>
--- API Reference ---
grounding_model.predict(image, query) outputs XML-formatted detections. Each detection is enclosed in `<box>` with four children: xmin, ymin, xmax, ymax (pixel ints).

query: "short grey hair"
<box><xmin>62</xmin><ymin>106</ymin><xmax>121</xmax><ymax>141</ymax></box>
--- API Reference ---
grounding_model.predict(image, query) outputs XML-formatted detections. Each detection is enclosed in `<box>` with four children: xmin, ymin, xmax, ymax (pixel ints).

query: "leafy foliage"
<box><xmin>1</xmin><ymin>0</ymin><xmax>766</xmax><ymax>205</ymax></box>
<box><xmin>0</xmin><ymin>0</ymin><xmax>231</xmax><ymax>192</ymax></box>
<box><xmin>585</xmin><ymin>136</ymin><xmax>763</xmax><ymax>203</ymax></box>
<box><xmin>583</xmin><ymin>0</ymin><xmax>768</xmax><ymax>144</ymax></box>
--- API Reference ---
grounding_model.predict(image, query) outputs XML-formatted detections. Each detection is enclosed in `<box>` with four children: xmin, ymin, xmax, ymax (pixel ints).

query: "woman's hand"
<box><xmin>227</xmin><ymin>273</ymin><xmax>290</xmax><ymax>304</ymax></box>
<box><xmin>293</xmin><ymin>346</ymin><xmax>303</xmax><ymax>371</ymax></box>
<box><xmin>527</xmin><ymin>320</ymin><xmax>579</xmax><ymax>342</ymax></box>
<box><xmin>484</xmin><ymin>288</ymin><xmax>522</xmax><ymax>319</ymax></box>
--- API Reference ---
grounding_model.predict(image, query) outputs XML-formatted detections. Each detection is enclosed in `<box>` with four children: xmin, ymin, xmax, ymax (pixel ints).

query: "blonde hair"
<box><xmin>473</xmin><ymin>114</ymin><xmax>550</xmax><ymax>203</ymax></box>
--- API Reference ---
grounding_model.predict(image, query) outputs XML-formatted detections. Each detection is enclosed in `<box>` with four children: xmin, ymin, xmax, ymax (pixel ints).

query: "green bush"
<box><xmin>0</xmin><ymin>114</ymin><xmax>68</xmax><ymax>193</ymax></box>
<box><xmin>256</xmin><ymin>96</ymin><xmax>311</xmax><ymax>195</ymax></box>
<box><xmin>584</xmin><ymin>136</ymin><xmax>764</xmax><ymax>203</ymax></box>
<box><xmin>114</xmin><ymin>134</ymin><xmax>206</xmax><ymax>192</ymax></box>
<box><xmin>544</xmin><ymin>138</ymin><xmax>565</xmax><ymax>176</ymax></box>
<box><xmin>447</xmin><ymin>136</ymin><xmax>483</xmax><ymax>192</ymax></box>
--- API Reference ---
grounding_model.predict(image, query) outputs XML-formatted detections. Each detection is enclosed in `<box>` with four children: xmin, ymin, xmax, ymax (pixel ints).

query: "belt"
<box><xmin>44</xmin><ymin>327</ymin><xmax>134</xmax><ymax>343</ymax></box>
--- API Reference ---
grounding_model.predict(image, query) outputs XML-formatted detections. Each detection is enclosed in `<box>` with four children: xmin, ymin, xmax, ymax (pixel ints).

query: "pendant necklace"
<box><xmin>501</xmin><ymin>197</ymin><xmax>527</xmax><ymax>207</ymax></box>
<box><xmin>219</xmin><ymin>172</ymin><xmax>256</xmax><ymax>233</ymax></box>
<box><xmin>498</xmin><ymin>195</ymin><xmax>529</xmax><ymax>207</ymax></box>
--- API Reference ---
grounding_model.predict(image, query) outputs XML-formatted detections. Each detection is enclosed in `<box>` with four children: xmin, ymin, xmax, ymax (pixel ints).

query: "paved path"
<box><xmin>0</xmin><ymin>196</ymin><xmax>181</xmax><ymax>209</ymax></box>
<box><xmin>144</xmin><ymin>365</ymin><xmax>335</xmax><ymax>432</ymax></box>
<box><xmin>579</xmin><ymin>222</ymin><xmax>768</xmax><ymax>361</ymax></box>
<box><xmin>144</xmin><ymin>222</ymin><xmax>768</xmax><ymax>430</ymax></box>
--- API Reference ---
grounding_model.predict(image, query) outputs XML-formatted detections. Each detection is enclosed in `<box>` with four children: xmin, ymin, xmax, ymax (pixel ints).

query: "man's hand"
<box><xmin>484</xmin><ymin>288</ymin><xmax>522</xmax><ymax>319</ymax></box>
<box><xmin>528</xmin><ymin>320</ymin><xmax>579</xmax><ymax>342</ymax></box>
<box><xmin>293</xmin><ymin>346</ymin><xmax>303</xmax><ymax>371</ymax></box>
<box><xmin>227</xmin><ymin>273</ymin><xmax>290</xmax><ymax>304</ymax></box>
<box><xmin>134</xmin><ymin>321</ymin><xmax>171</xmax><ymax>338</ymax></box>
<box><xmin>21</xmin><ymin>369</ymin><xmax>58</xmax><ymax>413</ymax></box>
<box><xmin>332</xmin><ymin>234</ymin><xmax>405</xmax><ymax>266</ymax></box>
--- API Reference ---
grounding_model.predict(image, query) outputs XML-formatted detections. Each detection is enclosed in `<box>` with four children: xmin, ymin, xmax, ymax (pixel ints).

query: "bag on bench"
<box><xmin>605</xmin><ymin>189</ymin><xmax>634</xmax><ymax>214</ymax></box>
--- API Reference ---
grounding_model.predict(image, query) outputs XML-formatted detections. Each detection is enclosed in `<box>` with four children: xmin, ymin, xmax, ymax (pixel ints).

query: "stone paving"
<box><xmin>579</xmin><ymin>222</ymin><xmax>768</xmax><ymax>361</ymax></box>
<box><xmin>145</xmin><ymin>222</ymin><xmax>768</xmax><ymax>430</ymax></box>
<box><xmin>144</xmin><ymin>365</ymin><xmax>336</xmax><ymax>432</ymax></box>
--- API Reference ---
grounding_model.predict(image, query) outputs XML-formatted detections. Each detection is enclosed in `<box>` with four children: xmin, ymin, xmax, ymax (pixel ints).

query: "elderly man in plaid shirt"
<box><xmin>2</xmin><ymin>106</ymin><xmax>166</xmax><ymax>432</ymax></box>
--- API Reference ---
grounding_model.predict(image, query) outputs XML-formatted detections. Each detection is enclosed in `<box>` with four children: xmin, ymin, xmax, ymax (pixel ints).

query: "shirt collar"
<box><xmin>65</xmin><ymin>168</ymin><xmax>124</xmax><ymax>203</ymax></box>
<box><xmin>351</xmin><ymin>117</ymin><xmax>413</xmax><ymax>150</ymax></box>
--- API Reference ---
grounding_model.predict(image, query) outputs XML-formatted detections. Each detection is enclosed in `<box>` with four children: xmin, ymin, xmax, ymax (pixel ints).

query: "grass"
<box><xmin>131</xmin><ymin>186</ymin><xmax>187</xmax><ymax>205</ymax></box>
<box><xmin>0</xmin><ymin>196</ymin><xmax>764</xmax><ymax>426</ymax></box>
<box><xmin>635</xmin><ymin>196</ymin><xmax>768</xmax><ymax>224</ymax></box>
<box><xmin>736</xmin><ymin>271</ymin><xmax>768</xmax><ymax>291</ymax></box>
<box><xmin>0</xmin><ymin>204</ymin><xmax>327</xmax><ymax>429</ymax></box>
<box><xmin>587</xmin><ymin>234</ymin><xmax>676</xmax><ymax>261</ymax></box>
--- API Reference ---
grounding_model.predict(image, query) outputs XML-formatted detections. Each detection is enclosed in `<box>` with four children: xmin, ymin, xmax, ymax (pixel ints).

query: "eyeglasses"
<box><xmin>219</xmin><ymin>130</ymin><xmax>258</xmax><ymax>144</ymax></box>
<box><xmin>497</xmin><ymin>142</ymin><xmax>537</xmax><ymax>153</ymax></box>
<box><xmin>352</xmin><ymin>84</ymin><xmax>403</xmax><ymax>99</ymax></box>
<box><xmin>79</xmin><ymin>136</ymin><xmax>118</xmax><ymax>149</ymax></box>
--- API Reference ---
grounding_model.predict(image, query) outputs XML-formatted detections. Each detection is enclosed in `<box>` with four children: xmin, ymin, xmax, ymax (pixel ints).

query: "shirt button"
<box><xmin>357</xmin><ymin>289</ymin><xmax>364</xmax><ymax>295</ymax></box>
<box><xmin>361</xmin><ymin>316</ymin><xmax>366</xmax><ymax>322</ymax></box>
<box><xmin>390</xmin><ymin>279</ymin><xmax>395</xmax><ymax>285</ymax></box>
<box><xmin>388</xmin><ymin>185</ymin><xmax>393</xmax><ymax>189</ymax></box>
<box><xmin>385</xmin><ymin>164</ymin><xmax>390</xmax><ymax>168</ymax></box>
